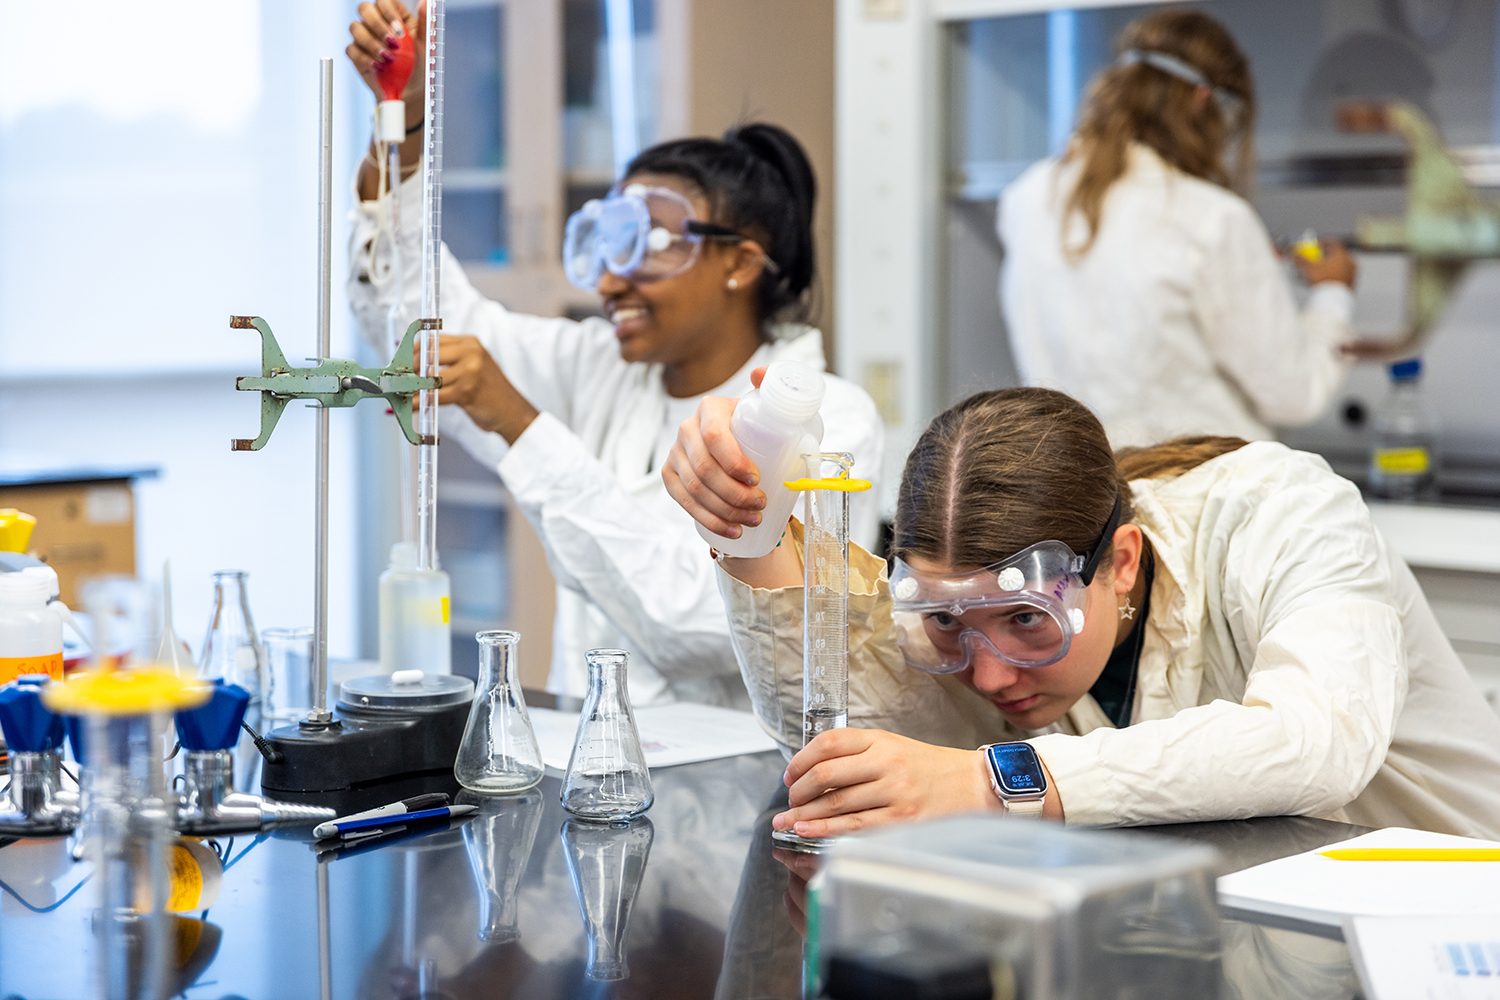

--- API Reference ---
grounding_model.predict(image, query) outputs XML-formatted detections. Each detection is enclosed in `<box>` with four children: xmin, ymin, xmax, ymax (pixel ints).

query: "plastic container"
<box><xmin>0</xmin><ymin>574</ymin><xmax>64</xmax><ymax>684</ymax></box>
<box><xmin>815</xmin><ymin>816</ymin><xmax>1221</xmax><ymax>1000</ymax></box>
<box><xmin>694</xmin><ymin>360</ymin><xmax>827</xmax><ymax>558</ymax></box>
<box><xmin>378</xmin><ymin>541</ymin><xmax>452</xmax><ymax>675</ymax></box>
<box><xmin>1369</xmin><ymin>358</ymin><xmax>1440</xmax><ymax>501</ymax></box>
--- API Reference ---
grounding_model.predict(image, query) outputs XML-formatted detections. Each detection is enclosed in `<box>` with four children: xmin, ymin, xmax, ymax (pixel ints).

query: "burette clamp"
<box><xmin>229</xmin><ymin>316</ymin><xmax>440</xmax><ymax>450</ymax></box>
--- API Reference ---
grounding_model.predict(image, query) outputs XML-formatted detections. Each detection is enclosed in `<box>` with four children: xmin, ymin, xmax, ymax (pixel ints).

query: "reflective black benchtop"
<box><xmin>0</xmin><ymin>749</ymin><xmax>1372</xmax><ymax>999</ymax></box>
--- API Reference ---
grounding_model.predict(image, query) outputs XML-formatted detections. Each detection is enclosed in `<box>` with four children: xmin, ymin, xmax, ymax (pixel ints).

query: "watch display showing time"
<box><xmin>987</xmin><ymin>742</ymin><xmax>1048</xmax><ymax>796</ymax></box>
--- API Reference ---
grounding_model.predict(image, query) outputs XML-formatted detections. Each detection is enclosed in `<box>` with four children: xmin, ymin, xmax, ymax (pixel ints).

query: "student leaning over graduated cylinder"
<box><xmin>664</xmin><ymin>383</ymin><xmax>1500</xmax><ymax>839</ymax></box>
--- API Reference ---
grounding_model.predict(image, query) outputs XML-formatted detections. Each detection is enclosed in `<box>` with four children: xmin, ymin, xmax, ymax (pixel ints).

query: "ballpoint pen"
<box><xmin>325</xmin><ymin>804</ymin><xmax>477</xmax><ymax>839</ymax></box>
<box><xmin>313</xmin><ymin>793</ymin><xmax>450</xmax><ymax>840</ymax></box>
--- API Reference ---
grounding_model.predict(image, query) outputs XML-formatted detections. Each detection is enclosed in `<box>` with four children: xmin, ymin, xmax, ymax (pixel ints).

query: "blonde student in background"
<box><xmin>998</xmin><ymin>10</ymin><xmax>1357</xmax><ymax>448</ymax></box>
<box><xmin>664</xmin><ymin>382</ymin><xmax>1500</xmax><ymax>839</ymax></box>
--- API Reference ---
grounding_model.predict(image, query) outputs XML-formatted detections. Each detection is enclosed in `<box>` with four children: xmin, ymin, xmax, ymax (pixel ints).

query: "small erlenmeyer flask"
<box><xmin>455</xmin><ymin>631</ymin><xmax>544</xmax><ymax>793</ymax></box>
<box><xmin>459</xmin><ymin>788</ymin><xmax>545</xmax><ymax>943</ymax></box>
<box><xmin>559</xmin><ymin>649</ymin><xmax>653</xmax><ymax>822</ymax></box>
<box><xmin>199</xmin><ymin>570</ymin><xmax>265</xmax><ymax>793</ymax></box>
<box><xmin>562</xmin><ymin>816</ymin><xmax>654</xmax><ymax>982</ymax></box>
<box><xmin>199</xmin><ymin>571</ymin><xmax>264</xmax><ymax>703</ymax></box>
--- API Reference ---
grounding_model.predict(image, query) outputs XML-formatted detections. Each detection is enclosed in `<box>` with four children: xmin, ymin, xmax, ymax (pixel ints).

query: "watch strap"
<box><xmin>1002</xmin><ymin>797</ymin><xmax>1044</xmax><ymax>817</ymax></box>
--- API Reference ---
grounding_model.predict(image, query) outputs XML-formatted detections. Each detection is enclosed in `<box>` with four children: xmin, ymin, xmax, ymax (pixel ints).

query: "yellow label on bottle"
<box><xmin>0</xmin><ymin>653</ymin><xmax>63</xmax><ymax>684</ymax></box>
<box><xmin>441</xmin><ymin>596</ymin><xmax>450</xmax><ymax>624</ymax></box>
<box><xmin>1374</xmin><ymin>448</ymin><xmax>1430</xmax><ymax>475</ymax></box>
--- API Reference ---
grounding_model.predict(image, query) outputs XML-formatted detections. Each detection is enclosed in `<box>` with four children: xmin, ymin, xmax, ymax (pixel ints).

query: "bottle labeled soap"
<box><xmin>695</xmin><ymin>360</ymin><xmax>827</xmax><ymax>559</ymax></box>
<box><xmin>0</xmin><ymin>574</ymin><xmax>64</xmax><ymax>683</ymax></box>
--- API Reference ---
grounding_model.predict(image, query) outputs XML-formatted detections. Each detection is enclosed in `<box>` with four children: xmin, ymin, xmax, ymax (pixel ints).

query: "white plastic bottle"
<box><xmin>696</xmin><ymin>360</ymin><xmax>827</xmax><ymax>558</ymax></box>
<box><xmin>1369</xmin><ymin>358</ymin><xmax>1439</xmax><ymax>501</ymax></box>
<box><xmin>379</xmin><ymin>541</ymin><xmax>453</xmax><ymax>675</ymax></box>
<box><xmin>0</xmin><ymin>574</ymin><xmax>64</xmax><ymax>683</ymax></box>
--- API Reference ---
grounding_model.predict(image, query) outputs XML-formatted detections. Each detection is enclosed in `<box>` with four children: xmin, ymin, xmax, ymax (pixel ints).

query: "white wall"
<box><xmin>0</xmin><ymin>1</ymin><xmax>375</xmax><ymax>659</ymax></box>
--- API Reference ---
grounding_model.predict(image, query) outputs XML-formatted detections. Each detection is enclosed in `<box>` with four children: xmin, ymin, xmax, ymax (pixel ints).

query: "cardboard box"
<box><xmin>0</xmin><ymin>480</ymin><xmax>136</xmax><ymax>607</ymax></box>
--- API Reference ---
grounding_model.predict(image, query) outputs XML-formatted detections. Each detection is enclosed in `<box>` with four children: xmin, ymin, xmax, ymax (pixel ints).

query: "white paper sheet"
<box><xmin>526</xmin><ymin>702</ymin><xmax>781</xmax><ymax>771</ymax></box>
<box><xmin>1348</xmin><ymin>915</ymin><xmax>1500</xmax><ymax>1000</ymax></box>
<box><xmin>1217</xmin><ymin>827</ymin><xmax>1500</xmax><ymax>929</ymax></box>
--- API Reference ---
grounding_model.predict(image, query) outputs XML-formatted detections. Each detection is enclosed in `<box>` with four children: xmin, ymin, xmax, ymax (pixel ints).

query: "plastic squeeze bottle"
<box><xmin>379</xmin><ymin>541</ymin><xmax>453</xmax><ymax>675</ymax></box>
<box><xmin>696</xmin><ymin>360</ymin><xmax>827</xmax><ymax>558</ymax></box>
<box><xmin>0</xmin><ymin>574</ymin><xmax>64</xmax><ymax>683</ymax></box>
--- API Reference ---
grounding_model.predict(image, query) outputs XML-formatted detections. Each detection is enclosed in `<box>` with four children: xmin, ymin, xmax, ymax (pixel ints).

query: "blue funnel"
<box><xmin>175</xmin><ymin>679</ymin><xmax>251</xmax><ymax>751</ymax></box>
<box><xmin>0</xmin><ymin>675</ymin><xmax>66</xmax><ymax>753</ymax></box>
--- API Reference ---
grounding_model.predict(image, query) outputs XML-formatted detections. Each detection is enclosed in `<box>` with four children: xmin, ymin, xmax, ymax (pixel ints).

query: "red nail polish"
<box><xmin>385</xmin><ymin>35</ymin><xmax>399</xmax><ymax>49</ymax></box>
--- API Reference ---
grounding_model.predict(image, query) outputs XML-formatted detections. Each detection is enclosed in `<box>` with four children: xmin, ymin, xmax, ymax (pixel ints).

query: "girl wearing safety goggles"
<box><xmin>345</xmin><ymin>1</ymin><xmax>882</xmax><ymax>706</ymax></box>
<box><xmin>666</xmin><ymin>385</ymin><xmax>1500</xmax><ymax>841</ymax></box>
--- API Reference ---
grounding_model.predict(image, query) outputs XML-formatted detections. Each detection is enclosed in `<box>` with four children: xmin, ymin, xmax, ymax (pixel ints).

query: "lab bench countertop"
<box><xmin>0</xmin><ymin>747</ymin><xmax>1376</xmax><ymax>1000</ymax></box>
<box><xmin>1366</xmin><ymin>499</ymin><xmax>1500</xmax><ymax>575</ymax></box>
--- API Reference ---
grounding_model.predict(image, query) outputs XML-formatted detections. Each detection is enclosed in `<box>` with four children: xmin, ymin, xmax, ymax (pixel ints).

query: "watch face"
<box><xmin>988</xmin><ymin>743</ymin><xmax>1047</xmax><ymax>796</ymax></box>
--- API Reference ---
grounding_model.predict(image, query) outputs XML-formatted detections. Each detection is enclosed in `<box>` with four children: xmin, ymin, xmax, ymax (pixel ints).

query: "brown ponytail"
<box><xmin>1061</xmin><ymin>9</ymin><xmax>1255</xmax><ymax>260</ymax></box>
<box><xmin>1115</xmin><ymin>435</ymin><xmax>1249</xmax><ymax>482</ymax></box>
<box><xmin>893</xmin><ymin>389</ymin><xmax>1247</xmax><ymax>572</ymax></box>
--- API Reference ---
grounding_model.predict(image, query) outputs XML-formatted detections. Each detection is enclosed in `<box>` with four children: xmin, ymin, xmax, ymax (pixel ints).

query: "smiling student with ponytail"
<box><xmin>344</xmin><ymin>1</ymin><xmax>881</xmax><ymax>707</ymax></box>
<box><xmin>665</xmin><ymin>385</ymin><xmax>1500</xmax><ymax>838</ymax></box>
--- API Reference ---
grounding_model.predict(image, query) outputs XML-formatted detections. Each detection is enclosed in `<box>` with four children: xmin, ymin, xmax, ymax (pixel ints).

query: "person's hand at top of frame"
<box><xmin>771</xmin><ymin>729</ymin><xmax>1002</xmax><ymax>841</ymax></box>
<box><xmin>1294</xmin><ymin>237</ymin><xmax>1357</xmax><ymax>288</ymax></box>
<box><xmin>347</xmin><ymin>0</ymin><xmax>424</xmax><ymax>104</ymax></box>
<box><xmin>661</xmin><ymin>366</ymin><xmax>769</xmax><ymax>540</ymax></box>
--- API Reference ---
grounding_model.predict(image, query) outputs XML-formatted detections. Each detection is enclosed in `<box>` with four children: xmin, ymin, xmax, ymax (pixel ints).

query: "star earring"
<box><xmin>1119</xmin><ymin>596</ymin><xmax>1136</xmax><ymax>621</ymax></box>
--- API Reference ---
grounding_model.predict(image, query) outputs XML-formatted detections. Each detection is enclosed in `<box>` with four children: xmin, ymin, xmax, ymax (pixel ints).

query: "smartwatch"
<box><xmin>980</xmin><ymin>742</ymin><xmax>1048</xmax><ymax>817</ymax></box>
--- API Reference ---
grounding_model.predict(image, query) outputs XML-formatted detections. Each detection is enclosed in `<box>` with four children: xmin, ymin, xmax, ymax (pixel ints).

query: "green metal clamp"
<box><xmin>230</xmin><ymin>315</ymin><xmax>441</xmax><ymax>451</ymax></box>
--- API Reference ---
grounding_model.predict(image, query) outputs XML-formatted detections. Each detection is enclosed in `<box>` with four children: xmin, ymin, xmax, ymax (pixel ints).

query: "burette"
<box><xmin>416</xmin><ymin>0</ymin><xmax>445</xmax><ymax>573</ymax></box>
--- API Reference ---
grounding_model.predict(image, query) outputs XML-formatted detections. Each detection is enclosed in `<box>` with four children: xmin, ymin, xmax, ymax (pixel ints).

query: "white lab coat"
<box><xmin>347</xmin><ymin>173</ymin><xmax>884</xmax><ymax>706</ymax></box>
<box><xmin>998</xmin><ymin>145</ymin><xmax>1354</xmax><ymax>448</ymax></box>
<box><xmin>718</xmin><ymin>442</ymin><xmax>1500</xmax><ymax>838</ymax></box>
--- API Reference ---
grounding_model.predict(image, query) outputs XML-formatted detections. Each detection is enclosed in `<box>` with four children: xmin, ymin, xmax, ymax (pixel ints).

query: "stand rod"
<box><xmin>310</xmin><ymin>56</ymin><xmax>334</xmax><ymax>725</ymax></box>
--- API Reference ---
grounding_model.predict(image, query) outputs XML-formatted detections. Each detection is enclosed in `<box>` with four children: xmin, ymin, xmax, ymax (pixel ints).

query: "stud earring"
<box><xmin>1119</xmin><ymin>596</ymin><xmax>1136</xmax><ymax>621</ymax></box>
<box><xmin>727</xmin><ymin>278</ymin><xmax>739</xmax><ymax>290</ymax></box>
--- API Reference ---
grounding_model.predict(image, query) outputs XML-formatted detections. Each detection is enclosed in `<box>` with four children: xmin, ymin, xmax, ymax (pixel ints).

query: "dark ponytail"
<box><xmin>624</xmin><ymin>122</ymin><xmax>818</xmax><ymax>327</ymax></box>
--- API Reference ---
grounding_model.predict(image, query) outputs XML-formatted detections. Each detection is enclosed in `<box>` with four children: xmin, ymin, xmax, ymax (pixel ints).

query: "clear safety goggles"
<box><xmin>889</xmin><ymin>496</ymin><xmax>1122</xmax><ymax>673</ymax></box>
<box><xmin>1117</xmin><ymin>48</ymin><xmax>1246</xmax><ymax>135</ymax></box>
<box><xmin>562</xmin><ymin>184</ymin><xmax>773</xmax><ymax>290</ymax></box>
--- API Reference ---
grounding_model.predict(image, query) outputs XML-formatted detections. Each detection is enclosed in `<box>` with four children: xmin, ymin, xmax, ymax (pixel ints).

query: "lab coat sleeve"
<box><xmin>1190</xmin><ymin>200</ymin><xmax>1353</xmax><ymax>427</ymax></box>
<box><xmin>717</xmin><ymin>523</ymin><xmax>1017</xmax><ymax>753</ymax></box>
<box><xmin>498</xmin><ymin>411</ymin><xmax>754</xmax><ymax>683</ymax></box>
<box><xmin>1031</xmin><ymin>476</ymin><xmax>1407</xmax><ymax>828</ymax></box>
<box><xmin>346</xmin><ymin>171</ymin><xmax>610</xmax><ymax>441</ymax></box>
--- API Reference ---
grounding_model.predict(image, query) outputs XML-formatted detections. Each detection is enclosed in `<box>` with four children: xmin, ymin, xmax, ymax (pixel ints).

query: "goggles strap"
<box><xmin>1078</xmin><ymin>494</ymin><xmax>1123</xmax><ymax>586</ymax></box>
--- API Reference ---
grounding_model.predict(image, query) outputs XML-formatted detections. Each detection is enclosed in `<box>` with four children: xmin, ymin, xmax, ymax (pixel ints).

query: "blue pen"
<box><xmin>313</xmin><ymin>793</ymin><xmax>450</xmax><ymax>840</ymax></box>
<box><xmin>326</xmin><ymin>804</ymin><xmax>477</xmax><ymax>839</ymax></box>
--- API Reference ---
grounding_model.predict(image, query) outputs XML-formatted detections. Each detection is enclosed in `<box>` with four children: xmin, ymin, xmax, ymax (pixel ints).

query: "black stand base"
<box><xmin>260</xmin><ymin>700</ymin><xmax>468</xmax><ymax>816</ymax></box>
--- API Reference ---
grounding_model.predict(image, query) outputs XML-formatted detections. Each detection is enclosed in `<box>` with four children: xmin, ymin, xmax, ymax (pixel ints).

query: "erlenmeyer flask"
<box><xmin>562</xmin><ymin>816</ymin><xmax>653</xmax><ymax>982</ymax></box>
<box><xmin>198</xmin><ymin>571</ymin><xmax>264</xmax><ymax>793</ymax></box>
<box><xmin>198</xmin><ymin>571</ymin><xmax>264</xmax><ymax>704</ymax></box>
<box><xmin>454</xmin><ymin>631</ymin><xmax>544</xmax><ymax>793</ymax></box>
<box><xmin>459</xmin><ymin>788</ymin><xmax>544</xmax><ymax>943</ymax></box>
<box><xmin>559</xmin><ymin>649</ymin><xmax>653</xmax><ymax>822</ymax></box>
